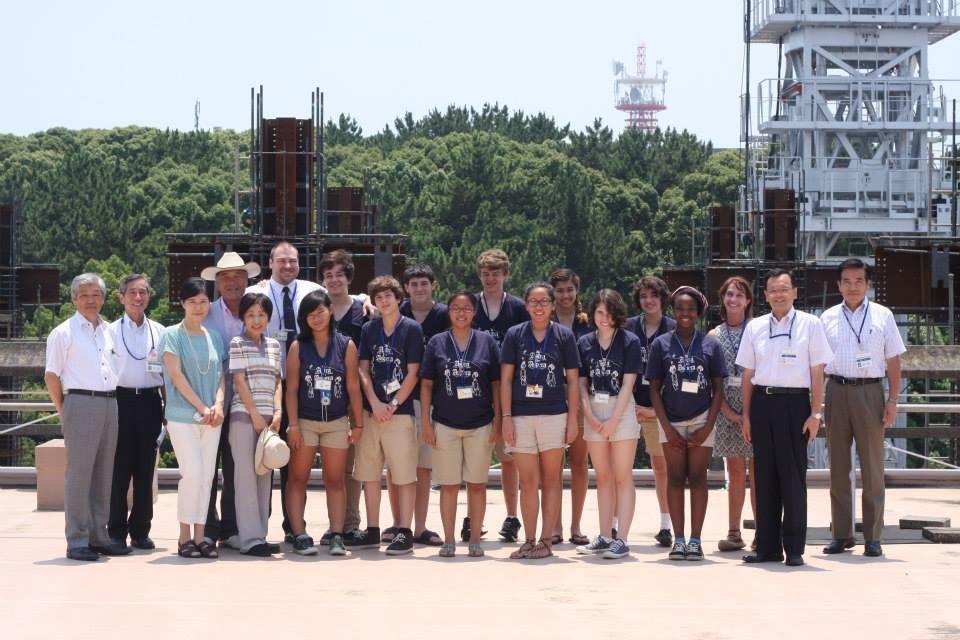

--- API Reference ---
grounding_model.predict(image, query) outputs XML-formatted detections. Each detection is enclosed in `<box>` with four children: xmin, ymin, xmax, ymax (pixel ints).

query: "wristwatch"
<box><xmin>390</xmin><ymin>398</ymin><xmax>399</xmax><ymax>408</ymax></box>
<box><xmin>812</xmin><ymin>412</ymin><xmax>823</xmax><ymax>421</ymax></box>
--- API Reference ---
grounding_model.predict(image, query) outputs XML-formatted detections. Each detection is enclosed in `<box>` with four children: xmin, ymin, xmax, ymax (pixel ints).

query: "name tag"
<box><xmin>780</xmin><ymin>350</ymin><xmax>798</xmax><ymax>366</ymax></box>
<box><xmin>855</xmin><ymin>352</ymin><xmax>872</xmax><ymax>370</ymax></box>
<box><xmin>383</xmin><ymin>379</ymin><xmax>402</xmax><ymax>395</ymax></box>
<box><xmin>145</xmin><ymin>348</ymin><xmax>162</xmax><ymax>373</ymax></box>
<box><xmin>681</xmin><ymin>380</ymin><xmax>699</xmax><ymax>394</ymax></box>
<box><xmin>593</xmin><ymin>392</ymin><xmax>611</xmax><ymax>404</ymax></box>
<box><xmin>321</xmin><ymin>395</ymin><xmax>331</xmax><ymax>406</ymax></box>
<box><xmin>272</xmin><ymin>328</ymin><xmax>291</xmax><ymax>341</ymax></box>
<box><xmin>315</xmin><ymin>377</ymin><xmax>332</xmax><ymax>391</ymax></box>
<box><xmin>525</xmin><ymin>384</ymin><xmax>544</xmax><ymax>399</ymax></box>
<box><xmin>727</xmin><ymin>376</ymin><xmax>742</xmax><ymax>388</ymax></box>
<box><xmin>641</xmin><ymin>377</ymin><xmax>650</xmax><ymax>386</ymax></box>
<box><xmin>457</xmin><ymin>386</ymin><xmax>474</xmax><ymax>400</ymax></box>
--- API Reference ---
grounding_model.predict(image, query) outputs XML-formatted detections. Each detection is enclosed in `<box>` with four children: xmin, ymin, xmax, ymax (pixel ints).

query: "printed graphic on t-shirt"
<box><xmin>589</xmin><ymin>358</ymin><xmax>622</xmax><ymax>395</ymax></box>
<box><xmin>519</xmin><ymin>350</ymin><xmax>557</xmax><ymax>388</ymax></box>
<box><xmin>442</xmin><ymin>360</ymin><xmax>484</xmax><ymax>398</ymax></box>
<box><xmin>667</xmin><ymin>355</ymin><xmax>707</xmax><ymax>392</ymax></box>
<box><xmin>303</xmin><ymin>363</ymin><xmax>344</xmax><ymax>404</ymax></box>
<box><xmin>372</xmin><ymin>345</ymin><xmax>404</xmax><ymax>384</ymax></box>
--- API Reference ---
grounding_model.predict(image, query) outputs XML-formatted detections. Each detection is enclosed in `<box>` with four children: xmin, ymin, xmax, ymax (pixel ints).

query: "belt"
<box><xmin>65</xmin><ymin>389</ymin><xmax>116</xmax><ymax>398</ymax></box>
<box><xmin>829</xmin><ymin>375</ymin><xmax>882</xmax><ymax>386</ymax></box>
<box><xmin>117</xmin><ymin>386</ymin><xmax>162</xmax><ymax>396</ymax></box>
<box><xmin>755</xmin><ymin>385</ymin><xmax>809</xmax><ymax>396</ymax></box>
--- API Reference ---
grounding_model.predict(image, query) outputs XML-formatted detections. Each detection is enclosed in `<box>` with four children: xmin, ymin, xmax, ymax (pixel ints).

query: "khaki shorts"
<box><xmin>507</xmin><ymin>413</ymin><xmax>567</xmax><ymax>455</ymax></box>
<box><xmin>413</xmin><ymin>399</ymin><xmax>432</xmax><ymax>470</ymax></box>
<box><xmin>659</xmin><ymin>411</ymin><xmax>715</xmax><ymax>448</ymax></box>
<box><xmin>353</xmin><ymin>412</ymin><xmax>418</xmax><ymax>485</ymax></box>
<box><xmin>583</xmin><ymin>398</ymin><xmax>640</xmax><ymax>442</ymax></box>
<box><xmin>299</xmin><ymin>416</ymin><xmax>350</xmax><ymax>449</ymax></box>
<box><xmin>433</xmin><ymin>422</ymin><xmax>493</xmax><ymax>485</ymax></box>
<box><xmin>639</xmin><ymin>416</ymin><xmax>664</xmax><ymax>457</ymax></box>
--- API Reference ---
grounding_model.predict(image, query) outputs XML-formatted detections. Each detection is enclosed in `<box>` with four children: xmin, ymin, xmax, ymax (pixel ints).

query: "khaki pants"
<box><xmin>825</xmin><ymin>381</ymin><xmax>886</xmax><ymax>542</ymax></box>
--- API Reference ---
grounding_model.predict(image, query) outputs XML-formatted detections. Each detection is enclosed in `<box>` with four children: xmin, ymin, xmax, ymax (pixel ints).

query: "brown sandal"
<box><xmin>510</xmin><ymin>539</ymin><xmax>535</xmax><ymax>559</ymax></box>
<box><xmin>178</xmin><ymin>540</ymin><xmax>201</xmax><ymax>558</ymax></box>
<box><xmin>526</xmin><ymin>540</ymin><xmax>554</xmax><ymax>559</ymax></box>
<box><xmin>197</xmin><ymin>540</ymin><xmax>219</xmax><ymax>559</ymax></box>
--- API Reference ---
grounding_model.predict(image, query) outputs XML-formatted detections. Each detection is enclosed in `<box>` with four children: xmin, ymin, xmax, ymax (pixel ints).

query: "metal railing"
<box><xmin>751</xmin><ymin>0</ymin><xmax>960</xmax><ymax>36</ymax></box>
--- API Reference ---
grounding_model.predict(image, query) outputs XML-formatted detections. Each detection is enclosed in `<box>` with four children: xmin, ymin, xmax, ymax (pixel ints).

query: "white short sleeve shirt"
<box><xmin>108</xmin><ymin>314</ymin><xmax>165</xmax><ymax>389</ymax></box>
<box><xmin>821</xmin><ymin>300</ymin><xmax>905</xmax><ymax>378</ymax></box>
<box><xmin>735</xmin><ymin>308</ymin><xmax>834</xmax><ymax>388</ymax></box>
<box><xmin>45</xmin><ymin>313</ymin><xmax>119</xmax><ymax>391</ymax></box>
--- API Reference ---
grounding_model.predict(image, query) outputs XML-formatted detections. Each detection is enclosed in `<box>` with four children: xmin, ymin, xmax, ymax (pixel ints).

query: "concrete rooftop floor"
<box><xmin>1</xmin><ymin>485</ymin><xmax>959</xmax><ymax>640</ymax></box>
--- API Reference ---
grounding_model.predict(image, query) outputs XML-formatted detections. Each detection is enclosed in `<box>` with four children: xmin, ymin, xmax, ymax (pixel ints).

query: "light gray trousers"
<box><xmin>229</xmin><ymin>413</ymin><xmax>272</xmax><ymax>551</ymax></box>
<box><xmin>61</xmin><ymin>393</ymin><xmax>119</xmax><ymax>549</ymax></box>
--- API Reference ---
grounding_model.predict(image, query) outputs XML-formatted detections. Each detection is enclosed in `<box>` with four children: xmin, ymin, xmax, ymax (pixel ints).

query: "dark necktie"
<box><xmin>282</xmin><ymin>286</ymin><xmax>296</xmax><ymax>352</ymax></box>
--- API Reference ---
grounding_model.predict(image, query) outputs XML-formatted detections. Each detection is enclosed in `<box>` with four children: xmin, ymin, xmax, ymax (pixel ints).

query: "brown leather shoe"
<box><xmin>718</xmin><ymin>531</ymin><xmax>746</xmax><ymax>552</ymax></box>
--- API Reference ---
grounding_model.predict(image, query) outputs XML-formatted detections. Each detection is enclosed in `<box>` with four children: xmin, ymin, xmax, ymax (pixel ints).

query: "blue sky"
<box><xmin>3</xmin><ymin>0</ymin><xmax>959</xmax><ymax>148</ymax></box>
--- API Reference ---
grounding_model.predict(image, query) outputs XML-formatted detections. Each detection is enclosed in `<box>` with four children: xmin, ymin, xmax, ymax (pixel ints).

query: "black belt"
<box><xmin>755</xmin><ymin>385</ymin><xmax>809</xmax><ymax>396</ymax></box>
<box><xmin>117</xmin><ymin>386</ymin><xmax>162</xmax><ymax>396</ymax></box>
<box><xmin>829</xmin><ymin>375</ymin><xmax>881</xmax><ymax>386</ymax></box>
<box><xmin>66</xmin><ymin>389</ymin><xmax>116</xmax><ymax>398</ymax></box>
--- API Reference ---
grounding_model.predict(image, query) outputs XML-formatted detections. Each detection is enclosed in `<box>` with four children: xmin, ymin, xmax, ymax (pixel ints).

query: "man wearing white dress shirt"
<box><xmin>736</xmin><ymin>268</ymin><xmax>834</xmax><ymax>567</ymax></box>
<box><xmin>820</xmin><ymin>258</ymin><xmax>904</xmax><ymax>558</ymax></box>
<box><xmin>200</xmin><ymin>251</ymin><xmax>262</xmax><ymax>547</ymax></box>
<box><xmin>107</xmin><ymin>274</ymin><xmax>166</xmax><ymax>551</ymax></box>
<box><xmin>45</xmin><ymin>273</ymin><xmax>129</xmax><ymax>561</ymax></box>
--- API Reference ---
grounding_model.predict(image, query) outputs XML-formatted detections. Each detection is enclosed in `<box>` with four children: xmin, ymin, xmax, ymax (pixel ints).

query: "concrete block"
<box><xmin>922</xmin><ymin>527</ymin><xmax>960</xmax><ymax>543</ymax></box>
<box><xmin>900</xmin><ymin>515</ymin><xmax>952</xmax><ymax>530</ymax></box>
<box><xmin>36</xmin><ymin>439</ymin><xmax>65</xmax><ymax>511</ymax></box>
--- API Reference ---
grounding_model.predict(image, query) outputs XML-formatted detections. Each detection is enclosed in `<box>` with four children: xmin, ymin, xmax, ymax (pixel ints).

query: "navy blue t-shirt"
<box><xmin>624</xmin><ymin>314</ymin><xmax>677</xmax><ymax>407</ymax></box>
<box><xmin>336</xmin><ymin>298</ymin><xmax>367</xmax><ymax>345</ymax></box>
<box><xmin>645</xmin><ymin>330</ymin><xmax>727</xmax><ymax>423</ymax></box>
<box><xmin>565</xmin><ymin>316</ymin><xmax>593</xmax><ymax>339</ymax></box>
<box><xmin>421</xmin><ymin>329</ymin><xmax>500</xmax><ymax>429</ymax></box>
<box><xmin>577</xmin><ymin>330</ymin><xmax>644</xmax><ymax>397</ymax></box>
<box><xmin>400</xmin><ymin>300</ymin><xmax>450</xmax><ymax>343</ymax></box>
<box><xmin>297</xmin><ymin>332</ymin><xmax>351</xmax><ymax>422</ymax></box>
<box><xmin>501</xmin><ymin>321</ymin><xmax>581</xmax><ymax>416</ymax></box>
<box><xmin>473</xmin><ymin>292</ymin><xmax>530</xmax><ymax>348</ymax></box>
<box><xmin>358</xmin><ymin>316</ymin><xmax>425</xmax><ymax>416</ymax></box>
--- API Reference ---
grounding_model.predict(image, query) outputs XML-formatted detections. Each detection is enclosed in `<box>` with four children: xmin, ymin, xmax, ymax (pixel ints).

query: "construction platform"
<box><xmin>1</xmin><ymin>485</ymin><xmax>958</xmax><ymax>640</ymax></box>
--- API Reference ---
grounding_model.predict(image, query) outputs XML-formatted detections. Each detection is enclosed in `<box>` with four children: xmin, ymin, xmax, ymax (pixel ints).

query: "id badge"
<box><xmin>145</xmin><ymin>348</ymin><xmax>162</xmax><ymax>373</ymax></box>
<box><xmin>383</xmin><ymin>378</ymin><xmax>402</xmax><ymax>395</ymax></box>
<box><xmin>525</xmin><ymin>384</ymin><xmax>544</xmax><ymax>399</ymax></box>
<box><xmin>855</xmin><ymin>352</ymin><xmax>872</xmax><ymax>370</ymax></box>
<box><xmin>727</xmin><ymin>376</ymin><xmax>742</xmax><ymax>388</ymax></box>
<box><xmin>315</xmin><ymin>377</ymin><xmax>332</xmax><ymax>391</ymax></box>
<box><xmin>457</xmin><ymin>386</ymin><xmax>474</xmax><ymax>400</ymax></box>
<box><xmin>681</xmin><ymin>380</ymin><xmax>699</xmax><ymax>394</ymax></box>
<box><xmin>593</xmin><ymin>392</ymin><xmax>611</xmax><ymax>404</ymax></box>
<box><xmin>272</xmin><ymin>328</ymin><xmax>290</xmax><ymax>342</ymax></box>
<box><xmin>780</xmin><ymin>350</ymin><xmax>798</xmax><ymax>366</ymax></box>
<box><xmin>321</xmin><ymin>393</ymin><xmax>331</xmax><ymax>406</ymax></box>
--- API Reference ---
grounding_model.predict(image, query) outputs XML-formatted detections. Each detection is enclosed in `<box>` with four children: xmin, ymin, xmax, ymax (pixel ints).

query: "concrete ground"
<box><xmin>1</xmin><ymin>485</ymin><xmax>959</xmax><ymax>640</ymax></box>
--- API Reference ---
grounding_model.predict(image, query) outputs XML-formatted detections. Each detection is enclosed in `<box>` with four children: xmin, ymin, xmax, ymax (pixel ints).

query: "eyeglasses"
<box><xmin>527</xmin><ymin>299</ymin><xmax>553</xmax><ymax>308</ymax></box>
<box><xmin>448</xmin><ymin>306</ymin><xmax>474</xmax><ymax>314</ymax></box>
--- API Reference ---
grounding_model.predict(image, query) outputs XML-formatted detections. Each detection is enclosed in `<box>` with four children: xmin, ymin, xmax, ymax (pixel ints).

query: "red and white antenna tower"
<box><xmin>613</xmin><ymin>43</ymin><xmax>667</xmax><ymax>130</ymax></box>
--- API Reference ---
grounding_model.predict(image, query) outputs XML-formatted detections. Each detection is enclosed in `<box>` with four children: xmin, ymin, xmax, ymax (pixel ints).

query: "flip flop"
<box><xmin>439</xmin><ymin>543</ymin><xmax>456</xmax><ymax>558</ymax></box>
<box><xmin>415</xmin><ymin>529</ymin><xmax>443</xmax><ymax>546</ymax></box>
<box><xmin>468</xmin><ymin>543</ymin><xmax>484</xmax><ymax>557</ymax></box>
<box><xmin>569</xmin><ymin>533</ymin><xmax>589</xmax><ymax>546</ymax></box>
<box><xmin>551</xmin><ymin>533</ymin><xmax>563</xmax><ymax>545</ymax></box>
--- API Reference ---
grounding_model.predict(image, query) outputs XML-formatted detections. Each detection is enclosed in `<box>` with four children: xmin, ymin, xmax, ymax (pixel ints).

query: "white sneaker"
<box><xmin>576</xmin><ymin>535</ymin><xmax>610</xmax><ymax>555</ymax></box>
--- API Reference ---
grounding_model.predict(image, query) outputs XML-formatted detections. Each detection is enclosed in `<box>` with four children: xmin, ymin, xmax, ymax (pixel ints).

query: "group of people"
<box><xmin>45</xmin><ymin>243</ymin><xmax>904</xmax><ymax>566</ymax></box>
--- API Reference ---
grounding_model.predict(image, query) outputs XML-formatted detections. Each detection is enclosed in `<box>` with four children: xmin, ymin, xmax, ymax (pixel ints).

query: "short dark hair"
<box><xmin>296</xmin><ymin>290</ymin><xmax>335</xmax><ymax>342</ymax></box>
<box><xmin>765</xmin><ymin>268</ymin><xmax>796</xmax><ymax>288</ymax></box>
<box><xmin>269</xmin><ymin>241</ymin><xmax>298</xmax><ymax>260</ymax></box>
<box><xmin>837</xmin><ymin>258</ymin><xmax>872</xmax><ymax>281</ymax></box>
<box><xmin>588</xmin><ymin>289</ymin><xmax>627</xmax><ymax>329</ymax></box>
<box><xmin>239</xmin><ymin>292</ymin><xmax>273</xmax><ymax>322</ymax></box>
<box><xmin>319</xmin><ymin>249</ymin><xmax>355</xmax><ymax>282</ymax></box>
<box><xmin>632</xmin><ymin>276</ymin><xmax>669</xmax><ymax>309</ymax></box>
<box><xmin>523</xmin><ymin>281</ymin><xmax>555</xmax><ymax>302</ymax></box>
<box><xmin>446</xmin><ymin>290</ymin><xmax>477</xmax><ymax>310</ymax></box>
<box><xmin>179</xmin><ymin>277</ymin><xmax>207</xmax><ymax>302</ymax></box>
<box><xmin>402</xmin><ymin>263</ymin><xmax>436</xmax><ymax>285</ymax></box>
<box><xmin>368</xmin><ymin>275</ymin><xmax>404</xmax><ymax>301</ymax></box>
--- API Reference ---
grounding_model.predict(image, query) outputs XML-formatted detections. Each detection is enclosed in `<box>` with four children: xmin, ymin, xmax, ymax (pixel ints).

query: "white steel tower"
<box><xmin>614</xmin><ymin>44</ymin><xmax>667</xmax><ymax>130</ymax></box>
<box><xmin>748</xmin><ymin>0</ymin><xmax>960</xmax><ymax>260</ymax></box>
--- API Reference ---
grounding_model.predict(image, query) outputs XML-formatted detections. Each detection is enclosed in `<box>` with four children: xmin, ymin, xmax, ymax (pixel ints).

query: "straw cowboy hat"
<box><xmin>200</xmin><ymin>251</ymin><xmax>261</xmax><ymax>281</ymax></box>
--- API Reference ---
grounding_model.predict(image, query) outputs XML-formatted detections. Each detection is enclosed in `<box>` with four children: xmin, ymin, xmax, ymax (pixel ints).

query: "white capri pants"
<box><xmin>166</xmin><ymin>420</ymin><xmax>221</xmax><ymax>524</ymax></box>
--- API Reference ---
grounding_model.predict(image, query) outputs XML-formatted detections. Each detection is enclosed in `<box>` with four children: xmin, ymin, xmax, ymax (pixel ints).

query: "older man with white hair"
<box><xmin>45</xmin><ymin>273</ymin><xmax>129</xmax><ymax>561</ymax></box>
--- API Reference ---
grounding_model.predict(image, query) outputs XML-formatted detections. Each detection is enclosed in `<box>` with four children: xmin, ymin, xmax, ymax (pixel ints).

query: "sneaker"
<box><xmin>329</xmin><ymin>534</ymin><xmax>346</xmax><ymax>556</ymax></box>
<box><xmin>345</xmin><ymin>528</ymin><xmax>380</xmax><ymax>550</ymax></box>
<box><xmin>686</xmin><ymin>540</ymin><xmax>704</xmax><ymax>561</ymax></box>
<box><xmin>319</xmin><ymin>530</ymin><xmax>332</xmax><ymax>546</ymax></box>
<box><xmin>292</xmin><ymin>534</ymin><xmax>318</xmax><ymax>556</ymax></box>
<box><xmin>668</xmin><ymin>541</ymin><xmax>687</xmax><ymax>560</ymax></box>
<box><xmin>655</xmin><ymin>528</ymin><xmax>673</xmax><ymax>547</ymax></box>
<box><xmin>603</xmin><ymin>538</ymin><xmax>630</xmax><ymax>560</ymax></box>
<box><xmin>576</xmin><ymin>535</ymin><xmax>610</xmax><ymax>555</ymax></box>
<box><xmin>385</xmin><ymin>530</ymin><xmax>414</xmax><ymax>555</ymax></box>
<box><xmin>499</xmin><ymin>516</ymin><xmax>522</xmax><ymax>542</ymax></box>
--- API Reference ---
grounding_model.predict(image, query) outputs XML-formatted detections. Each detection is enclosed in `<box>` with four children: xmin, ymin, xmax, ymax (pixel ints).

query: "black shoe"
<box><xmin>344</xmin><ymin>528</ymin><xmax>380</xmax><ymax>550</ymax></box>
<box><xmin>864</xmin><ymin>541</ymin><xmax>883</xmax><ymax>557</ymax></box>
<box><xmin>130</xmin><ymin>537</ymin><xmax>155</xmax><ymax>550</ymax></box>
<box><xmin>66</xmin><ymin>547</ymin><xmax>100</xmax><ymax>561</ymax></box>
<box><xmin>265</xmin><ymin>542</ymin><xmax>281</xmax><ymax>554</ymax></box>
<box><xmin>89</xmin><ymin>542</ymin><xmax>132</xmax><ymax>556</ymax></box>
<box><xmin>461</xmin><ymin>517</ymin><xmax>488</xmax><ymax>542</ymax></box>
<box><xmin>243</xmin><ymin>543</ymin><xmax>274</xmax><ymax>557</ymax></box>
<box><xmin>319</xmin><ymin>530</ymin><xmax>333</xmax><ymax>546</ymax></box>
<box><xmin>499</xmin><ymin>516</ymin><xmax>522</xmax><ymax>542</ymax></box>
<box><xmin>785</xmin><ymin>554</ymin><xmax>805</xmax><ymax>566</ymax></box>
<box><xmin>822</xmin><ymin>538</ymin><xmax>855</xmax><ymax>554</ymax></box>
<box><xmin>742</xmin><ymin>552</ymin><xmax>784</xmax><ymax>564</ymax></box>
<box><xmin>654</xmin><ymin>528</ymin><xmax>673</xmax><ymax>547</ymax></box>
<box><xmin>385</xmin><ymin>530</ymin><xmax>414</xmax><ymax>555</ymax></box>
